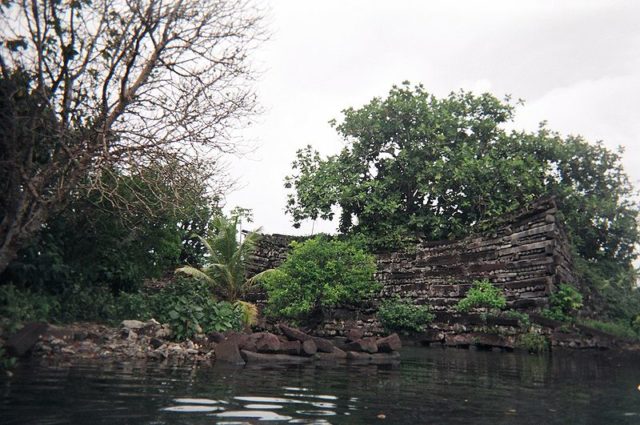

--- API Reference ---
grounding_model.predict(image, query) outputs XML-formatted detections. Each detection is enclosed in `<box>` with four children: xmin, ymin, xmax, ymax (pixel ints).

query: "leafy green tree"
<box><xmin>285</xmin><ymin>82</ymin><xmax>639</xmax><ymax>298</ymax></box>
<box><xmin>456</xmin><ymin>279</ymin><xmax>507</xmax><ymax>313</ymax></box>
<box><xmin>175</xmin><ymin>215</ymin><xmax>267</xmax><ymax>302</ymax></box>
<box><xmin>261</xmin><ymin>236</ymin><xmax>379</xmax><ymax>321</ymax></box>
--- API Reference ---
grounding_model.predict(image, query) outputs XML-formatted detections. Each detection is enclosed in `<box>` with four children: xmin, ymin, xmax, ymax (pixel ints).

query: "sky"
<box><xmin>224</xmin><ymin>0</ymin><xmax>640</xmax><ymax>236</ymax></box>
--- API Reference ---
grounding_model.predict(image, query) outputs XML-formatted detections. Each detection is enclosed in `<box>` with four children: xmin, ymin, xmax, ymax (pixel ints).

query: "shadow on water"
<box><xmin>1</xmin><ymin>347</ymin><xmax>640</xmax><ymax>424</ymax></box>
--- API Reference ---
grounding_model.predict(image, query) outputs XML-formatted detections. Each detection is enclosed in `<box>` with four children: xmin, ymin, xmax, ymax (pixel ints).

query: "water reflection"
<box><xmin>1</xmin><ymin>348</ymin><xmax>639</xmax><ymax>424</ymax></box>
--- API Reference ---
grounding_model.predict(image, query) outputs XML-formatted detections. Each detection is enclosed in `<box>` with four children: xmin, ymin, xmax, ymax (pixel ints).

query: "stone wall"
<box><xmin>248</xmin><ymin>197</ymin><xmax>576</xmax><ymax>334</ymax></box>
<box><xmin>376</xmin><ymin>197</ymin><xmax>574</xmax><ymax>312</ymax></box>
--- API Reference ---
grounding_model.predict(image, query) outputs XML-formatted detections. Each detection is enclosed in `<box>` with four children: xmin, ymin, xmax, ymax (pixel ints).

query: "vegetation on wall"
<box><xmin>456</xmin><ymin>279</ymin><xmax>507</xmax><ymax>313</ymax></box>
<box><xmin>377</xmin><ymin>298</ymin><xmax>434</xmax><ymax>334</ymax></box>
<box><xmin>261</xmin><ymin>236</ymin><xmax>379</xmax><ymax>321</ymax></box>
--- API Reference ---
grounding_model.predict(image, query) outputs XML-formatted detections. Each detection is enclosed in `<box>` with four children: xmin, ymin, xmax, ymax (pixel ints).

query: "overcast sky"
<box><xmin>224</xmin><ymin>0</ymin><xmax>640</xmax><ymax>235</ymax></box>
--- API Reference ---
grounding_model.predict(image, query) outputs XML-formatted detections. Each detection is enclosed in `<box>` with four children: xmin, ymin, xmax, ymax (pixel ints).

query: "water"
<box><xmin>1</xmin><ymin>347</ymin><xmax>639</xmax><ymax>424</ymax></box>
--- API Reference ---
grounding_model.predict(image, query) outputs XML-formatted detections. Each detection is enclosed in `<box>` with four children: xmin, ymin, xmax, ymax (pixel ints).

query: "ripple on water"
<box><xmin>173</xmin><ymin>398</ymin><xmax>224</xmax><ymax>405</ymax></box>
<box><xmin>244</xmin><ymin>403</ymin><xmax>284</xmax><ymax>409</ymax></box>
<box><xmin>161</xmin><ymin>405</ymin><xmax>223</xmax><ymax>413</ymax></box>
<box><xmin>216</xmin><ymin>410</ymin><xmax>293</xmax><ymax>421</ymax></box>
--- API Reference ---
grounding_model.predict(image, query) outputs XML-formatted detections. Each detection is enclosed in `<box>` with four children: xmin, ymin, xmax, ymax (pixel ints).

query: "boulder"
<box><xmin>301</xmin><ymin>339</ymin><xmax>318</xmax><ymax>356</ymax></box>
<box><xmin>277</xmin><ymin>340</ymin><xmax>301</xmax><ymax>355</ymax></box>
<box><xmin>377</xmin><ymin>333</ymin><xmax>402</xmax><ymax>352</ymax></box>
<box><xmin>254</xmin><ymin>333</ymin><xmax>281</xmax><ymax>353</ymax></box>
<box><xmin>345</xmin><ymin>328</ymin><xmax>364</xmax><ymax>342</ymax></box>
<box><xmin>278</xmin><ymin>324</ymin><xmax>311</xmax><ymax>342</ymax></box>
<box><xmin>241</xmin><ymin>350</ymin><xmax>313</xmax><ymax>364</ymax></box>
<box><xmin>6</xmin><ymin>322</ymin><xmax>48</xmax><ymax>357</ymax></box>
<box><xmin>314</xmin><ymin>347</ymin><xmax>347</xmax><ymax>361</ymax></box>
<box><xmin>312</xmin><ymin>337</ymin><xmax>335</xmax><ymax>353</ymax></box>
<box><xmin>121</xmin><ymin>320</ymin><xmax>146</xmax><ymax>330</ymax></box>
<box><xmin>345</xmin><ymin>337</ymin><xmax>378</xmax><ymax>353</ymax></box>
<box><xmin>208</xmin><ymin>331</ymin><xmax>225</xmax><ymax>343</ymax></box>
<box><xmin>215</xmin><ymin>341</ymin><xmax>245</xmax><ymax>364</ymax></box>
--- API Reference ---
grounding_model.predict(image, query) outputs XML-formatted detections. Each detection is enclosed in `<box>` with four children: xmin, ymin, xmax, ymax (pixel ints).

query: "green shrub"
<box><xmin>0</xmin><ymin>285</ymin><xmax>59</xmax><ymax>332</ymax></box>
<box><xmin>503</xmin><ymin>310</ymin><xmax>531</xmax><ymax>327</ymax></box>
<box><xmin>456</xmin><ymin>279</ymin><xmax>507</xmax><ymax>313</ymax></box>
<box><xmin>262</xmin><ymin>236</ymin><xmax>379</xmax><ymax>320</ymax></box>
<box><xmin>542</xmin><ymin>283</ymin><xmax>583</xmax><ymax>322</ymax></box>
<box><xmin>516</xmin><ymin>332</ymin><xmax>549</xmax><ymax>354</ymax></box>
<box><xmin>579</xmin><ymin>319</ymin><xmax>639</xmax><ymax>341</ymax></box>
<box><xmin>378</xmin><ymin>298</ymin><xmax>434</xmax><ymax>334</ymax></box>
<box><xmin>146</xmin><ymin>279</ymin><xmax>243</xmax><ymax>340</ymax></box>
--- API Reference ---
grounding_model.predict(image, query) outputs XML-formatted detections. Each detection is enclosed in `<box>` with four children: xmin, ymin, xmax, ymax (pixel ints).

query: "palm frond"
<box><xmin>175</xmin><ymin>266</ymin><xmax>214</xmax><ymax>284</ymax></box>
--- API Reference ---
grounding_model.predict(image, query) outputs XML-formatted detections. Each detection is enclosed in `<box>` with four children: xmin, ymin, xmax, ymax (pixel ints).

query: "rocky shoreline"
<box><xmin>2</xmin><ymin>320</ymin><xmax>403</xmax><ymax>366</ymax></box>
<box><xmin>3</xmin><ymin>315</ymin><xmax>639</xmax><ymax>369</ymax></box>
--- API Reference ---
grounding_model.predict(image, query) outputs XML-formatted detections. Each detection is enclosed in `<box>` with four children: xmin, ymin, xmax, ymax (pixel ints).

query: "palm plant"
<box><xmin>175</xmin><ymin>215</ymin><xmax>269</xmax><ymax>302</ymax></box>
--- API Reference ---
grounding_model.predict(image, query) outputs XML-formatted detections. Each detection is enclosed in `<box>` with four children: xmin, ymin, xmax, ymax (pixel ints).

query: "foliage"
<box><xmin>147</xmin><ymin>279</ymin><xmax>243</xmax><ymax>340</ymax></box>
<box><xmin>377</xmin><ymin>298</ymin><xmax>434</xmax><ymax>334</ymax></box>
<box><xmin>579</xmin><ymin>319</ymin><xmax>639</xmax><ymax>341</ymax></box>
<box><xmin>0</xmin><ymin>278</ymin><xmax>244</xmax><ymax>341</ymax></box>
<box><xmin>284</xmin><ymin>83</ymin><xmax>638</xmax><ymax>294</ymax></box>
<box><xmin>0</xmin><ymin>346</ymin><xmax>17</xmax><ymax>371</ymax></box>
<box><xmin>0</xmin><ymin>285</ymin><xmax>59</xmax><ymax>333</ymax></box>
<box><xmin>262</xmin><ymin>236</ymin><xmax>379</xmax><ymax>320</ymax></box>
<box><xmin>516</xmin><ymin>332</ymin><xmax>549</xmax><ymax>354</ymax></box>
<box><xmin>235</xmin><ymin>301</ymin><xmax>259</xmax><ymax>329</ymax></box>
<box><xmin>1</xmin><ymin>166</ymin><xmax>220</xmax><ymax>294</ymax></box>
<box><xmin>502</xmin><ymin>310</ymin><xmax>531</xmax><ymax>327</ymax></box>
<box><xmin>176</xmin><ymin>215</ymin><xmax>267</xmax><ymax>301</ymax></box>
<box><xmin>456</xmin><ymin>279</ymin><xmax>507</xmax><ymax>313</ymax></box>
<box><xmin>542</xmin><ymin>284</ymin><xmax>583</xmax><ymax>322</ymax></box>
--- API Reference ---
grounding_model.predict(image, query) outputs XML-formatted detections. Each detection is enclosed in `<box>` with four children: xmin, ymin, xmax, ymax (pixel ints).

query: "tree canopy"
<box><xmin>285</xmin><ymin>83</ymin><xmax>639</xmax><ymax>272</ymax></box>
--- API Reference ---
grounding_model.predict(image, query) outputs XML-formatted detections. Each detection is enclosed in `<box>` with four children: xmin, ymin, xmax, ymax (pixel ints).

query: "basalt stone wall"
<box><xmin>376</xmin><ymin>197</ymin><xmax>575</xmax><ymax>312</ymax></box>
<box><xmin>248</xmin><ymin>198</ymin><xmax>575</xmax><ymax>317</ymax></box>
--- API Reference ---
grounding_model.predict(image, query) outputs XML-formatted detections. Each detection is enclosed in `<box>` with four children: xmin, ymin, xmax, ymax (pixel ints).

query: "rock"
<box><xmin>345</xmin><ymin>328</ymin><xmax>364</xmax><ymax>342</ymax></box>
<box><xmin>312</xmin><ymin>337</ymin><xmax>335</xmax><ymax>353</ymax></box>
<box><xmin>445</xmin><ymin>334</ymin><xmax>473</xmax><ymax>347</ymax></box>
<box><xmin>241</xmin><ymin>350</ymin><xmax>313</xmax><ymax>364</ymax></box>
<box><xmin>150</xmin><ymin>337</ymin><xmax>164</xmax><ymax>349</ymax></box>
<box><xmin>301</xmin><ymin>339</ymin><xmax>318</xmax><ymax>356</ymax></box>
<box><xmin>279</xmin><ymin>324</ymin><xmax>311</xmax><ymax>342</ymax></box>
<box><xmin>121</xmin><ymin>328</ymin><xmax>138</xmax><ymax>341</ymax></box>
<box><xmin>276</xmin><ymin>340</ymin><xmax>301</xmax><ymax>355</ymax></box>
<box><xmin>314</xmin><ymin>347</ymin><xmax>347</xmax><ymax>361</ymax></box>
<box><xmin>345</xmin><ymin>337</ymin><xmax>378</xmax><ymax>353</ymax></box>
<box><xmin>60</xmin><ymin>347</ymin><xmax>75</xmax><ymax>355</ymax></box>
<box><xmin>6</xmin><ymin>322</ymin><xmax>48</xmax><ymax>357</ymax></box>
<box><xmin>74</xmin><ymin>330</ymin><xmax>89</xmax><ymax>341</ymax></box>
<box><xmin>155</xmin><ymin>325</ymin><xmax>172</xmax><ymax>339</ymax></box>
<box><xmin>255</xmin><ymin>333</ymin><xmax>281</xmax><ymax>353</ymax></box>
<box><xmin>377</xmin><ymin>333</ymin><xmax>402</xmax><ymax>352</ymax></box>
<box><xmin>208</xmin><ymin>331</ymin><xmax>225</xmax><ymax>343</ymax></box>
<box><xmin>121</xmin><ymin>320</ymin><xmax>145</xmax><ymax>330</ymax></box>
<box><xmin>215</xmin><ymin>341</ymin><xmax>245</xmax><ymax>364</ymax></box>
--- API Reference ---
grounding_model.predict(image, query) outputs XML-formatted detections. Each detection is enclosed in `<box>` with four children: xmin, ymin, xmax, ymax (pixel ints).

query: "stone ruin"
<box><xmin>246</xmin><ymin>197</ymin><xmax>577</xmax><ymax>339</ymax></box>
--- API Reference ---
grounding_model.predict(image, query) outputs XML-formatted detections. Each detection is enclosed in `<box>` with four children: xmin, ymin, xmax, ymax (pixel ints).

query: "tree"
<box><xmin>175</xmin><ymin>215</ymin><xmax>266</xmax><ymax>302</ymax></box>
<box><xmin>0</xmin><ymin>0</ymin><xmax>264</xmax><ymax>274</ymax></box>
<box><xmin>285</xmin><ymin>82</ymin><xmax>639</xmax><ymax>272</ymax></box>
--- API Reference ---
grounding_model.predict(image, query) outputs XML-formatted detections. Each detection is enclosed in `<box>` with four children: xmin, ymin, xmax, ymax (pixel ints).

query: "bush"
<box><xmin>262</xmin><ymin>236</ymin><xmax>379</xmax><ymax>320</ymax></box>
<box><xmin>516</xmin><ymin>332</ymin><xmax>549</xmax><ymax>354</ymax></box>
<box><xmin>502</xmin><ymin>310</ymin><xmax>531</xmax><ymax>327</ymax></box>
<box><xmin>0</xmin><ymin>278</ymin><xmax>244</xmax><ymax>341</ymax></box>
<box><xmin>378</xmin><ymin>298</ymin><xmax>434</xmax><ymax>334</ymax></box>
<box><xmin>542</xmin><ymin>283</ymin><xmax>583</xmax><ymax>322</ymax></box>
<box><xmin>145</xmin><ymin>279</ymin><xmax>243</xmax><ymax>340</ymax></box>
<box><xmin>456</xmin><ymin>279</ymin><xmax>507</xmax><ymax>313</ymax></box>
<box><xmin>0</xmin><ymin>284</ymin><xmax>59</xmax><ymax>332</ymax></box>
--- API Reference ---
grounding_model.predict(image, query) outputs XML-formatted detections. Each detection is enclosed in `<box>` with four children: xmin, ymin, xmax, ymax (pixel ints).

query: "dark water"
<box><xmin>1</xmin><ymin>347</ymin><xmax>639</xmax><ymax>424</ymax></box>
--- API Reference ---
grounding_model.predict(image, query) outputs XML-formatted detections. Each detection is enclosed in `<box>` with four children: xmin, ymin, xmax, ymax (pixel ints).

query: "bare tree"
<box><xmin>0</xmin><ymin>0</ymin><xmax>265</xmax><ymax>274</ymax></box>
